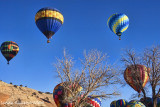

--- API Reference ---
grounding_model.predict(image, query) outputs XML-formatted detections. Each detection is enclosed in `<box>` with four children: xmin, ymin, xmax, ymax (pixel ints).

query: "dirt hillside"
<box><xmin>0</xmin><ymin>80</ymin><xmax>57</xmax><ymax>107</ymax></box>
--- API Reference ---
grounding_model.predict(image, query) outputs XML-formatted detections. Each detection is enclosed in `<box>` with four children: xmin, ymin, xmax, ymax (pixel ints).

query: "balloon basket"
<box><xmin>119</xmin><ymin>36</ymin><xmax>121</xmax><ymax>40</ymax></box>
<box><xmin>47</xmin><ymin>40</ymin><xmax>50</xmax><ymax>43</ymax></box>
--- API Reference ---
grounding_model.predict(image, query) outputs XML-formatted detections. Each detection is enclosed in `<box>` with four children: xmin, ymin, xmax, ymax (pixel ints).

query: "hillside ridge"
<box><xmin>0</xmin><ymin>80</ymin><xmax>56</xmax><ymax>107</ymax></box>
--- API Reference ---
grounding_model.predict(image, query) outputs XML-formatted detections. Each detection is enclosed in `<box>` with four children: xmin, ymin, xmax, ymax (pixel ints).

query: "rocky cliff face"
<box><xmin>0</xmin><ymin>81</ymin><xmax>56</xmax><ymax>107</ymax></box>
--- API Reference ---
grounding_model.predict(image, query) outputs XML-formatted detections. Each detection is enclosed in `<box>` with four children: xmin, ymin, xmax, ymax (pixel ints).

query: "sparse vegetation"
<box><xmin>0</xmin><ymin>81</ymin><xmax>56</xmax><ymax>106</ymax></box>
<box><xmin>45</xmin><ymin>92</ymin><xmax>51</xmax><ymax>94</ymax></box>
<box><xmin>45</xmin><ymin>97</ymin><xmax>49</xmax><ymax>101</ymax></box>
<box><xmin>38</xmin><ymin>91</ymin><xmax>43</xmax><ymax>94</ymax></box>
<box><xmin>14</xmin><ymin>85</ymin><xmax>18</xmax><ymax>88</ymax></box>
<box><xmin>17</xmin><ymin>98</ymin><xmax>21</xmax><ymax>103</ymax></box>
<box><xmin>32</xmin><ymin>92</ymin><xmax>37</xmax><ymax>96</ymax></box>
<box><xmin>10</xmin><ymin>82</ymin><xmax>12</xmax><ymax>85</ymax></box>
<box><xmin>20</xmin><ymin>85</ymin><xmax>23</xmax><ymax>87</ymax></box>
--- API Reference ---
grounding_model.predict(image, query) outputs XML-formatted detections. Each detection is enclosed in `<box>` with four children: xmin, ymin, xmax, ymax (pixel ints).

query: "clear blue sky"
<box><xmin>0</xmin><ymin>0</ymin><xmax>159</xmax><ymax>106</ymax></box>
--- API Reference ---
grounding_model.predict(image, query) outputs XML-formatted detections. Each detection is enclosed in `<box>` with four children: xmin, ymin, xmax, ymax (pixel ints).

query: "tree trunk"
<box><xmin>153</xmin><ymin>97</ymin><xmax>157</xmax><ymax>107</ymax></box>
<box><xmin>152</xmin><ymin>86</ymin><xmax>157</xmax><ymax>107</ymax></box>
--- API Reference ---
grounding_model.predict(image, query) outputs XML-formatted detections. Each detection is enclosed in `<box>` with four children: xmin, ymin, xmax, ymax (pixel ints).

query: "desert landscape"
<box><xmin>0</xmin><ymin>80</ymin><xmax>56</xmax><ymax>107</ymax></box>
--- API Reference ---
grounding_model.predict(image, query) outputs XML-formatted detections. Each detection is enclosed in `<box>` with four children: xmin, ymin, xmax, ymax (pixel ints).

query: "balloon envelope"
<box><xmin>124</xmin><ymin>64</ymin><xmax>149</xmax><ymax>93</ymax></box>
<box><xmin>86</xmin><ymin>96</ymin><xmax>101</xmax><ymax>107</ymax></box>
<box><xmin>110</xmin><ymin>100</ymin><xmax>116</xmax><ymax>107</ymax></box>
<box><xmin>107</xmin><ymin>13</ymin><xmax>129</xmax><ymax>40</ymax></box>
<box><xmin>0</xmin><ymin>41</ymin><xmax>19</xmax><ymax>64</ymax></box>
<box><xmin>110</xmin><ymin>99</ymin><xmax>128</xmax><ymax>107</ymax></box>
<box><xmin>127</xmin><ymin>100</ymin><xmax>145</xmax><ymax>107</ymax></box>
<box><xmin>116</xmin><ymin>99</ymin><xmax>128</xmax><ymax>107</ymax></box>
<box><xmin>53</xmin><ymin>82</ymin><xmax>82</xmax><ymax>107</ymax></box>
<box><xmin>35</xmin><ymin>7</ymin><xmax>64</xmax><ymax>43</ymax></box>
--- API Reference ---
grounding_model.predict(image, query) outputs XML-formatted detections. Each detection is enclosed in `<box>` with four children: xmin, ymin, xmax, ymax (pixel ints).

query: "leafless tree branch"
<box><xmin>54</xmin><ymin>49</ymin><xmax>120</xmax><ymax>107</ymax></box>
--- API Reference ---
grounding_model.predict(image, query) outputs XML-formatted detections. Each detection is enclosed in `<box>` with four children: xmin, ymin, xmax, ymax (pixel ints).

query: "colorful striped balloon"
<box><xmin>124</xmin><ymin>64</ymin><xmax>149</xmax><ymax>94</ymax></box>
<box><xmin>35</xmin><ymin>7</ymin><xmax>64</xmax><ymax>43</ymax></box>
<box><xmin>53</xmin><ymin>82</ymin><xmax>82</xmax><ymax>107</ymax></box>
<box><xmin>107</xmin><ymin>13</ymin><xmax>129</xmax><ymax>40</ymax></box>
<box><xmin>127</xmin><ymin>100</ymin><xmax>145</xmax><ymax>107</ymax></box>
<box><xmin>116</xmin><ymin>99</ymin><xmax>128</xmax><ymax>107</ymax></box>
<box><xmin>110</xmin><ymin>99</ymin><xmax>128</xmax><ymax>107</ymax></box>
<box><xmin>0</xmin><ymin>41</ymin><xmax>19</xmax><ymax>64</ymax></box>
<box><xmin>86</xmin><ymin>96</ymin><xmax>102</xmax><ymax>107</ymax></box>
<box><xmin>110</xmin><ymin>100</ymin><xmax>117</xmax><ymax>107</ymax></box>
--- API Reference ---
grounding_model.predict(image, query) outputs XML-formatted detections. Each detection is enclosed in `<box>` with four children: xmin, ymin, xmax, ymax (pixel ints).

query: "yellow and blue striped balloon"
<box><xmin>107</xmin><ymin>13</ymin><xmax>129</xmax><ymax>40</ymax></box>
<box><xmin>127</xmin><ymin>100</ymin><xmax>145</xmax><ymax>107</ymax></box>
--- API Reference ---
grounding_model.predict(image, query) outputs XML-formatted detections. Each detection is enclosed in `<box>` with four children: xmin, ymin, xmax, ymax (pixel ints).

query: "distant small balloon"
<box><xmin>0</xmin><ymin>41</ymin><xmax>19</xmax><ymax>64</ymax></box>
<box><xmin>107</xmin><ymin>13</ymin><xmax>129</xmax><ymax>40</ymax></box>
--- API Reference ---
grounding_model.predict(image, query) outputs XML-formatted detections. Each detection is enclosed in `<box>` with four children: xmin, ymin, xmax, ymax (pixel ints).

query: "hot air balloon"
<box><xmin>116</xmin><ymin>99</ymin><xmax>128</xmax><ymax>107</ymax></box>
<box><xmin>110</xmin><ymin>99</ymin><xmax>128</xmax><ymax>107</ymax></box>
<box><xmin>124</xmin><ymin>64</ymin><xmax>150</xmax><ymax>96</ymax></box>
<box><xmin>107</xmin><ymin>13</ymin><xmax>129</xmax><ymax>40</ymax></box>
<box><xmin>35</xmin><ymin>7</ymin><xmax>64</xmax><ymax>43</ymax></box>
<box><xmin>127</xmin><ymin>100</ymin><xmax>146</xmax><ymax>107</ymax></box>
<box><xmin>85</xmin><ymin>96</ymin><xmax>102</xmax><ymax>107</ymax></box>
<box><xmin>0</xmin><ymin>41</ymin><xmax>19</xmax><ymax>64</ymax></box>
<box><xmin>110</xmin><ymin>100</ymin><xmax>117</xmax><ymax>107</ymax></box>
<box><xmin>53</xmin><ymin>82</ymin><xmax>83</xmax><ymax>107</ymax></box>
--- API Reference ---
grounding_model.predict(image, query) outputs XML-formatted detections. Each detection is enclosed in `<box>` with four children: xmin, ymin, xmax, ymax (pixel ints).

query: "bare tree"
<box><xmin>54</xmin><ymin>49</ymin><xmax>121</xmax><ymax>107</ymax></box>
<box><xmin>121</xmin><ymin>48</ymin><xmax>148</xmax><ymax>99</ymax></box>
<box><xmin>121</xmin><ymin>46</ymin><xmax>160</xmax><ymax>107</ymax></box>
